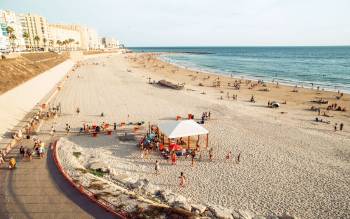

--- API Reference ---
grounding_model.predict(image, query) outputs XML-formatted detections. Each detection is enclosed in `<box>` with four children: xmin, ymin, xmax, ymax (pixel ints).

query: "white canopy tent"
<box><xmin>158</xmin><ymin>120</ymin><xmax>209</xmax><ymax>148</ymax></box>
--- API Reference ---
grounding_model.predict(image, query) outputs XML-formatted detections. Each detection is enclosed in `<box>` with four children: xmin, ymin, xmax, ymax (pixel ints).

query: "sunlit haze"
<box><xmin>1</xmin><ymin>0</ymin><xmax>350</xmax><ymax>46</ymax></box>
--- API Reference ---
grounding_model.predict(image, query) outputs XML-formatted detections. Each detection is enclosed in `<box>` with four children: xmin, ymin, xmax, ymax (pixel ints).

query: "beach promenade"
<box><xmin>0</xmin><ymin>135</ymin><xmax>115</xmax><ymax>219</ymax></box>
<box><xmin>0</xmin><ymin>55</ymin><xmax>119</xmax><ymax>219</ymax></box>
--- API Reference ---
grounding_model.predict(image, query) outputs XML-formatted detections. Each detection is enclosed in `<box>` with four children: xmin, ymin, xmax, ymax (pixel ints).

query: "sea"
<box><xmin>130</xmin><ymin>46</ymin><xmax>350</xmax><ymax>93</ymax></box>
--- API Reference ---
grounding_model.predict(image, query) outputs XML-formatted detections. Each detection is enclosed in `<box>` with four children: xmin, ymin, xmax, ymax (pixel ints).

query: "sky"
<box><xmin>1</xmin><ymin>0</ymin><xmax>350</xmax><ymax>47</ymax></box>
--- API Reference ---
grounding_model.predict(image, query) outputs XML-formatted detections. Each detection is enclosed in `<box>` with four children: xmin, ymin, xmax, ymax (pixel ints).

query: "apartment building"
<box><xmin>48</xmin><ymin>24</ymin><xmax>81</xmax><ymax>50</ymax></box>
<box><xmin>19</xmin><ymin>13</ymin><xmax>49</xmax><ymax>50</ymax></box>
<box><xmin>101</xmin><ymin>37</ymin><xmax>120</xmax><ymax>49</ymax></box>
<box><xmin>0</xmin><ymin>10</ymin><xmax>25</xmax><ymax>51</ymax></box>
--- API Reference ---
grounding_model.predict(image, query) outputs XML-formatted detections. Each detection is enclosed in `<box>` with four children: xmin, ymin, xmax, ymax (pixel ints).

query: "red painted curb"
<box><xmin>51</xmin><ymin>140</ymin><xmax>128</xmax><ymax>218</ymax></box>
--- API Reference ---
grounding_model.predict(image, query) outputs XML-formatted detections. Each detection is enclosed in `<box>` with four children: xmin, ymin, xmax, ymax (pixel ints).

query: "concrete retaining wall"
<box><xmin>0</xmin><ymin>59</ymin><xmax>75</xmax><ymax>145</ymax></box>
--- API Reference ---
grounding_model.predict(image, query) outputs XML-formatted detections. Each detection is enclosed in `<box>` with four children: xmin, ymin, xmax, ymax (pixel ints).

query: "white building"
<box><xmin>0</xmin><ymin>22</ymin><xmax>9</xmax><ymax>51</ymax></box>
<box><xmin>86</xmin><ymin>27</ymin><xmax>100</xmax><ymax>50</ymax></box>
<box><xmin>48</xmin><ymin>24</ymin><xmax>81</xmax><ymax>50</ymax></box>
<box><xmin>19</xmin><ymin>13</ymin><xmax>49</xmax><ymax>50</ymax></box>
<box><xmin>102</xmin><ymin>37</ymin><xmax>120</xmax><ymax>49</ymax></box>
<box><xmin>0</xmin><ymin>10</ymin><xmax>25</xmax><ymax>51</ymax></box>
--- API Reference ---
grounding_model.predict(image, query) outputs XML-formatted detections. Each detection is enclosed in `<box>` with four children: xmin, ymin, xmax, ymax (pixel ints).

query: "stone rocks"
<box><xmin>143</xmin><ymin>181</ymin><xmax>160</xmax><ymax>195</ymax></box>
<box><xmin>237</xmin><ymin>210</ymin><xmax>255</xmax><ymax>219</ymax></box>
<box><xmin>88</xmin><ymin>161</ymin><xmax>110</xmax><ymax>173</ymax></box>
<box><xmin>191</xmin><ymin>203</ymin><xmax>207</xmax><ymax>214</ymax></box>
<box><xmin>278</xmin><ymin>213</ymin><xmax>296</xmax><ymax>219</ymax></box>
<box><xmin>130</xmin><ymin>178</ymin><xmax>149</xmax><ymax>189</ymax></box>
<box><xmin>208</xmin><ymin>205</ymin><xmax>234</xmax><ymax>219</ymax></box>
<box><xmin>252</xmin><ymin>216</ymin><xmax>267</xmax><ymax>219</ymax></box>
<box><xmin>172</xmin><ymin>201</ymin><xmax>192</xmax><ymax>212</ymax></box>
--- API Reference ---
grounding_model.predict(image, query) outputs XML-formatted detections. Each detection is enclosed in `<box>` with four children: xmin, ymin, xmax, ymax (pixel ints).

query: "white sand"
<box><xmin>50</xmin><ymin>54</ymin><xmax>350</xmax><ymax>219</ymax></box>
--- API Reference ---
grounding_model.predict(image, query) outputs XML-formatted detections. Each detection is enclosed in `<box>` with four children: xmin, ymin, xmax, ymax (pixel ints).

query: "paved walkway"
<box><xmin>0</xmin><ymin>131</ymin><xmax>118</xmax><ymax>219</ymax></box>
<box><xmin>0</xmin><ymin>71</ymin><xmax>118</xmax><ymax>219</ymax></box>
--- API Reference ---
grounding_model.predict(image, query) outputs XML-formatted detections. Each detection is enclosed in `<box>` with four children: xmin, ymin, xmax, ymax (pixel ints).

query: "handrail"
<box><xmin>51</xmin><ymin>140</ymin><xmax>128</xmax><ymax>218</ymax></box>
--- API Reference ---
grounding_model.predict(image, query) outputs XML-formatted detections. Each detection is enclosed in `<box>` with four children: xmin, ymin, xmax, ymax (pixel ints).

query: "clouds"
<box><xmin>1</xmin><ymin>0</ymin><xmax>349</xmax><ymax>46</ymax></box>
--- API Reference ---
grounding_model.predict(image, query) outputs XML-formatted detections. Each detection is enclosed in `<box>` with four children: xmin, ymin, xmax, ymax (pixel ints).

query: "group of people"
<box><xmin>0</xmin><ymin>150</ymin><xmax>16</xmax><ymax>170</ymax></box>
<box><xmin>334</xmin><ymin>123</ymin><xmax>345</xmax><ymax>131</ymax></box>
<box><xmin>327</xmin><ymin>103</ymin><xmax>346</xmax><ymax>112</ymax></box>
<box><xmin>19</xmin><ymin>138</ymin><xmax>46</xmax><ymax>161</ymax></box>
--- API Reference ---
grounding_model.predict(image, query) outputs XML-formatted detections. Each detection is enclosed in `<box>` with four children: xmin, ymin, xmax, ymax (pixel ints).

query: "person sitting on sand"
<box><xmin>179</xmin><ymin>172</ymin><xmax>186</xmax><ymax>187</ymax></box>
<box><xmin>76</xmin><ymin>107</ymin><xmax>80</xmax><ymax>114</ymax></box>
<box><xmin>226</xmin><ymin>151</ymin><xmax>232</xmax><ymax>160</ymax></box>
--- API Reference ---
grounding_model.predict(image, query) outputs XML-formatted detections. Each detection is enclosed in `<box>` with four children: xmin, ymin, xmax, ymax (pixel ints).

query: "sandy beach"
<box><xmin>49</xmin><ymin>53</ymin><xmax>350</xmax><ymax>219</ymax></box>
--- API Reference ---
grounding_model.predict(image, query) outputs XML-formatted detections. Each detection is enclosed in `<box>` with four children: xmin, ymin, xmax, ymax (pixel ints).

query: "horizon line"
<box><xmin>128</xmin><ymin>45</ymin><xmax>350</xmax><ymax>48</ymax></box>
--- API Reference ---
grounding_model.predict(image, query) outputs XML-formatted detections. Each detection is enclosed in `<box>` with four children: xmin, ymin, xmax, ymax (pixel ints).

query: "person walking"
<box><xmin>237</xmin><ymin>152</ymin><xmax>241</xmax><ymax>164</ymax></box>
<box><xmin>179</xmin><ymin>172</ymin><xmax>186</xmax><ymax>187</ymax></box>
<box><xmin>8</xmin><ymin>157</ymin><xmax>16</xmax><ymax>169</ymax></box>
<box><xmin>155</xmin><ymin>160</ymin><xmax>160</xmax><ymax>175</ymax></box>
<box><xmin>50</xmin><ymin>125</ymin><xmax>55</xmax><ymax>136</ymax></box>
<box><xmin>340</xmin><ymin>123</ymin><xmax>344</xmax><ymax>131</ymax></box>
<box><xmin>171</xmin><ymin>152</ymin><xmax>177</xmax><ymax>165</ymax></box>
<box><xmin>334</xmin><ymin>123</ymin><xmax>338</xmax><ymax>131</ymax></box>
<box><xmin>26</xmin><ymin>148</ymin><xmax>33</xmax><ymax>161</ymax></box>
<box><xmin>19</xmin><ymin>145</ymin><xmax>25</xmax><ymax>158</ymax></box>
<box><xmin>0</xmin><ymin>151</ymin><xmax>5</xmax><ymax>165</ymax></box>
<box><xmin>191</xmin><ymin>150</ymin><xmax>196</xmax><ymax>167</ymax></box>
<box><xmin>209</xmin><ymin>148</ymin><xmax>213</xmax><ymax>161</ymax></box>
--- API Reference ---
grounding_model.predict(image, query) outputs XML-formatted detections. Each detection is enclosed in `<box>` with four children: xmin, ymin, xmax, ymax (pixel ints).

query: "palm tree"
<box><xmin>9</xmin><ymin>34</ymin><xmax>17</xmax><ymax>52</ymax></box>
<box><xmin>43</xmin><ymin>38</ymin><xmax>47</xmax><ymax>50</ymax></box>
<box><xmin>34</xmin><ymin>36</ymin><xmax>40</xmax><ymax>51</ymax></box>
<box><xmin>49</xmin><ymin>40</ymin><xmax>54</xmax><ymax>50</ymax></box>
<box><xmin>22</xmin><ymin>32</ymin><xmax>31</xmax><ymax>51</ymax></box>
<box><xmin>75</xmin><ymin>41</ymin><xmax>80</xmax><ymax>50</ymax></box>
<box><xmin>63</xmin><ymin>40</ymin><xmax>68</xmax><ymax>51</ymax></box>
<box><xmin>68</xmin><ymin>38</ymin><xmax>75</xmax><ymax>50</ymax></box>
<box><xmin>6</xmin><ymin>26</ymin><xmax>16</xmax><ymax>52</ymax></box>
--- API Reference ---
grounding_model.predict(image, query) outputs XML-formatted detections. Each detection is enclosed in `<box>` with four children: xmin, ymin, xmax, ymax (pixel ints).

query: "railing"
<box><xmin>51</xmin><ymin>140</ymin><xmax>128</xmax><ymax>218</ymax></box>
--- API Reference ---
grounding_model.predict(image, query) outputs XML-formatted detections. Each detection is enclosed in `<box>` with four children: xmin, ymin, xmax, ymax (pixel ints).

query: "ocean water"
<box><xmin>130</xmin><ymin>47</ymin><xmax>350</xmax><ymax>93</ymax></box>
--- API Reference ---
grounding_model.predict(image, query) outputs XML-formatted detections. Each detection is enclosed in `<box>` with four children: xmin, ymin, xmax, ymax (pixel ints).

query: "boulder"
<box><xmin>208</xmin><ymin>205</ymin><xmax>233</xmax><ymax>219</ymax></box>
<box><xmin>279</xmin><ymin>213</ymin><xmax>295</xmax><ymax>219</ymax></box>
<box><xmin>172</xmin><ymin>200</ymin><xmax>192</xmax><ymax>212</ymax></box>
<box><xmin>191</xmin><ymin>203</ymin><xmax>207</xmax><ymax>214</ymax></box>
<box><xmin>88</xmin><ymin>161</ymin><xmax>110</xmax><ymax>173</ymax></box>
<box><xmin>231</xmin><ymin>210</ymin><xmax>241</xmax><ymax>219</ymax></box>
<box><xmin>143</xmin><ymin>181</ymin><xmax>160</xmax><ymax>195</ymax></box>
<box><xmin>253</xmin><ymin>216</ymin><xmax>267</xmax><ymax>219</ymax></box>
<box><xmin>238</xmin><ymin>210</ymin><xmax>255</xmax><ymax>219</ymax></box>
<box><xmin>130</xmin><ymin>179</ymin><xmax>149</xmax><ymax>189</ymax></box>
